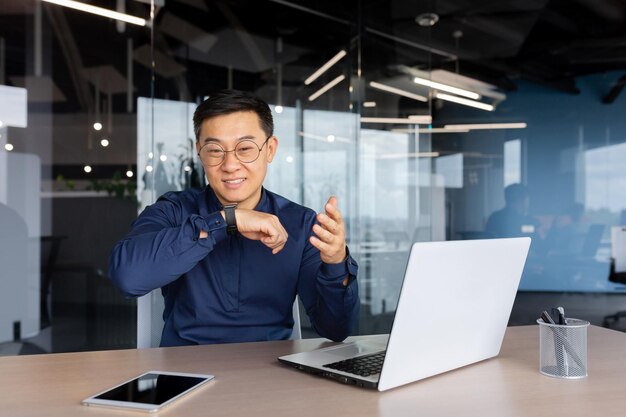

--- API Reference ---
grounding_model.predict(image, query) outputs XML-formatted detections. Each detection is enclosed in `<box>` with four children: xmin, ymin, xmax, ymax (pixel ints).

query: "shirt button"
<box><xmin>215</xmin><ymin>220</ymin><xmax>221</xmax><ymax>225</ymax></box>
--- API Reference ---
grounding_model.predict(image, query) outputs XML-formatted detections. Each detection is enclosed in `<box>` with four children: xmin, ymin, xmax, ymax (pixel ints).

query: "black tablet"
<box><xmin>82</xmin><ymin>371</ymin><xmax>214</xmax><ymax>413</ymax></box>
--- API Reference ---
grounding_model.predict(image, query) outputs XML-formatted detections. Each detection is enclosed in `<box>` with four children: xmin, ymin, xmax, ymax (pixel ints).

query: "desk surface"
<box><xmin>2</xmin><ymin>325</ymin><xmax>626</xmax><ymax>417</ymax></box>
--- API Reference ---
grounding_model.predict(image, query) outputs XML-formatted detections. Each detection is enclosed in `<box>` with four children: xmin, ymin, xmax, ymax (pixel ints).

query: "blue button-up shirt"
<box><xmin>109</xmin><ymin>187</ymin><xmax>359</xmax><ymax>346</ymax></box>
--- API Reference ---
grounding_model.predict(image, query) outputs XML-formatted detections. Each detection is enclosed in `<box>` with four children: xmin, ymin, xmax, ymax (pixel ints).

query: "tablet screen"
<box><xmin>83</xmin><ymin>371</ymin><xmax>214</xmax><ymax>411</ymax></box>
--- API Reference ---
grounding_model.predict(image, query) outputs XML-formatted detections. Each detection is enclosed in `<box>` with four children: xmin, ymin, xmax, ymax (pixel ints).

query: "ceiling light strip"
<box><xmin>435</xmin><ymin>93</ymin><xmax>494</xmax><ymax>111</ymax></box>
<box><xmin>41</xmin><ymin>0</ymin><xmax>147</xmax><ymax>26</ymax></box>
<box><xmin>408</xmin><ymin>115</ymin><xmax>432</xmax><ymax>123</ymax></box>
<box><xmin>421</xmin><ymin>128</ymin><xmax>469</xmax><ymax>133</ymax></box>
<box><xmin>391</xmin><ymin>128</ymin><xmax>469</xmax><ymax>134</ymax></box>
<box><xmin>443</xmin><ymin>123</ymin><xmax>527</xmax><ymax>130</ymax></box>
<box><xmin>378</xmin><ymin>152</ymin><xmax>440</xmax><ymax>159</ymax></box>
<box><xmin>304</xmin><ymin>50</ymin><xmax>347</xmax><ymax>85</ymax></box>
<box><xmin>267</xmin><ymin>0</ymin><xmax>350</xmax><ymax>25</ymax></box>
<box><xmin>361</xmin><ymin>116</ymin><xmax>432</xmax><ymax>125</ymax></box>
<box><xmin>308</xmin><ymin>75</ymin><xmax>346</xmax><ymax>101</ymax></box>
<box><xmin>369</xmin><ymin>81</ymin><xmax>428</xmax><ymax>102</ymax></box>
<box><xmin>413</xmin><ymin>77</ymin><xmax>480</xmax><ymax>100</ymax></box>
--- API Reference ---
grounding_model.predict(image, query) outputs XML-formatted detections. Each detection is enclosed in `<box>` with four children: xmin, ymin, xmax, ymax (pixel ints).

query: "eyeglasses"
<box><xmin>197</xmin><ymin>136</ymin><xmax>271</xmax><ymax>167</ymax></box>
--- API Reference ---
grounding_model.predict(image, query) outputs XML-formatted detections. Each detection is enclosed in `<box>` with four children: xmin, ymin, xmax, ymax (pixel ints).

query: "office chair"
<box><xmin>290</xmin><ymin>298</ymin><xmax>302</xmax><ymax>340</ymax></box>
<box><xmin>602</xmin><ymin>258</ymin><xmax>626</xmax><ymax>329</ymax></box>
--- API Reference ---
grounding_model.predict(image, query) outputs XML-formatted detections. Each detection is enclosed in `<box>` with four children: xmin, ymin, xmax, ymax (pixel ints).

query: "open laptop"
<box><xmin>279</xmin><ymin>237</ymin><xmax>531</xmax><ymax>391</ymax></box>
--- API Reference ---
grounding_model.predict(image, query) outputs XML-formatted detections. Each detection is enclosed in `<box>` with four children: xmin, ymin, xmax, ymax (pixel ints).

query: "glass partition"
<box><xmin>2</xmin><ymin>0</ymin><xmax>626</xmax><ymax>356</ymax></box>
<box><xmin>1</xmin><ymin>0</ymin><xmax>143</xmax><ymax>354</ymax></box>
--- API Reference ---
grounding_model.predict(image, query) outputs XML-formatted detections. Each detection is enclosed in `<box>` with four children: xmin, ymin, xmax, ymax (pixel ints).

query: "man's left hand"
<box><xmin>310</xmin><ymin>196</ymin><xmax>347</xmax><ymax>265</ymax></box>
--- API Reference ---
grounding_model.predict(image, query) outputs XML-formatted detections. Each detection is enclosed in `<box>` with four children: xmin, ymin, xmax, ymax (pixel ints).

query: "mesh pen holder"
<box><xmin>537</xmin><ymin>318</ymin><xmax>589</xmax><ymax>379</ymax></box>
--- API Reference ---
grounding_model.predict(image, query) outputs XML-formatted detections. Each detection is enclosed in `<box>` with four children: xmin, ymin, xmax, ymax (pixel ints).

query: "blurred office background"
<box><xmin>1</xmin><ymin>0</ymin><xmax>626</xmax><ymax>355</ymax></box>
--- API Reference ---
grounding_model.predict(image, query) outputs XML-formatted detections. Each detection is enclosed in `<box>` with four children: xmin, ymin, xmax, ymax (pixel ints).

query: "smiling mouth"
<box><xmin>223</xmin><ymin>178</ymin><xmax>245</xmax><ymax>184</ymax></box>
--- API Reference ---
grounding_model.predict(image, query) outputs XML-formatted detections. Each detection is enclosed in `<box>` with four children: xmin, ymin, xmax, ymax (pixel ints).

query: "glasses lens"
<box><xmin>200</xmin><ymin>143</ymin><xmax>225</xmax><ymax>166</ymax></box>
<box><xmin>235</xmin><ymin>140</ymin><xmax>261</xmax><ymax>163</ymax></box>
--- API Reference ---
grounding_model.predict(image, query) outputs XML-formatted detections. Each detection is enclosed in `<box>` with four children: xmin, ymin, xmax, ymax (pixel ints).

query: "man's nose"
<box><xmin>221</xmin><ymin>150</ymin><xmax>240</xmax><ymax>170</ymax></box>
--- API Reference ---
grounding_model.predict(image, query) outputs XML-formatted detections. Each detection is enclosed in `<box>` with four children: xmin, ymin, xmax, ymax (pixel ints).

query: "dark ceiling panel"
<box><xmin>2</xmin><ymin>0</ymin><xmax>625</xmax><ymax>111</ymax></box>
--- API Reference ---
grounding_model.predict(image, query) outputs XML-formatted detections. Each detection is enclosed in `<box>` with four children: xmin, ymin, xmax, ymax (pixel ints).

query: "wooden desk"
<box><xmin>2</xmin><ymin>326</ymin><xmax>626</xmax><ymax>417</ymax></box>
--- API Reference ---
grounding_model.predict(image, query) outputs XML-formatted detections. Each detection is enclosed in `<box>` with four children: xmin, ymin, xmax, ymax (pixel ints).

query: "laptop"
<box><xmin>278</xmin><ymin>237</ymin><xmax>531</xmax><ymax>391</ymax></box>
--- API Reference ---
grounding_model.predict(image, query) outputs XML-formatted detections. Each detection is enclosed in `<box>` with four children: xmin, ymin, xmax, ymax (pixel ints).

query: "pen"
<box><xmin>557</xmin><ymin>306</ymin><xmax>566</xmax><ymax>325</ymax></box>
<box><xmin>541</xmin><ymin>310</ymin><xmax>556</xmax><ymax>325</ymax></box>
<box><xmin>551</xmin><ymin>307</ymin><xmax>566</xmax><ymax>325</ymax></box>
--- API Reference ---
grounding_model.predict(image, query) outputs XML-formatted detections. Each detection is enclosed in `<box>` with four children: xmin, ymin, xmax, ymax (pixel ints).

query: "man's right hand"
<box><xmin>225</xmin><ymin>208</ymin><xmax>288</xmax><ymax>254</ymax></box>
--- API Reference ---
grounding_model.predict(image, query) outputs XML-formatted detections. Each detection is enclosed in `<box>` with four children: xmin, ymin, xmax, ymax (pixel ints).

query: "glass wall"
<box><xmin>1</xmin><ymin>0</ymin><xmax>144</xmax><ymax>354</ymax></box>
<box><xmin>440</xmin><ymin>75</ymin><xmax>626</xmax><ymax>293</ymax></box>
<box><xmin>2</xmin><ymin>0</ymin><xmax>626</xmax><ymax>355</ymax></box>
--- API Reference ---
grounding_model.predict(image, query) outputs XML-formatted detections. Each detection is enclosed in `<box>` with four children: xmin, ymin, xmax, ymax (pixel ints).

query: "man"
<box><xmin>485</xmin><ymin>183</ymin><xmax>537</xmax><ymax>238</ymax></box>
<box><xmin>109</xmin><ymin>90</ymin><xmax>359</xmax><ymax>346</ymax></box>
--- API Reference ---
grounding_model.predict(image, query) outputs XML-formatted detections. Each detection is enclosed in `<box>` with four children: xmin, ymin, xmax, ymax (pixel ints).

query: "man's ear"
<box><xmin>266</xmin><ymin>136</ymin><xmax>279</xmax><ymax>163</ymax></box>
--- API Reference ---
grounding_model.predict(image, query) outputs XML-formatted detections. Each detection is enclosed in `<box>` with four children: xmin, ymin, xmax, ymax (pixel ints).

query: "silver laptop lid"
<box><xmin>378</xmin><ymin>237</ymin><xmax>530</xmax><ymax>391</ymax></box>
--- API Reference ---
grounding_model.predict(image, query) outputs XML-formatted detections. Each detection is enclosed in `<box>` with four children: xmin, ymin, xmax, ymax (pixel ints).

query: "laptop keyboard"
<box><xmin>323</xmin><ymin>351</ymin><xmax>386</xmax><ymax>377</ymax></box>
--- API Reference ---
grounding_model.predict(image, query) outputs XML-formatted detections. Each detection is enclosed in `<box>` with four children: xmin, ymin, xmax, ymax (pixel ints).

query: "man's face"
<box><xmin>196</xmin><ymin>111</ymin><xmax>277</xmax><ymax>209</ymax></box>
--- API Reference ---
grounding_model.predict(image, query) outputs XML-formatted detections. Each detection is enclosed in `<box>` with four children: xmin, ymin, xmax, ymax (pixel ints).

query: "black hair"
<box><xmin>193</xmin><ymin>89</ymin><xmax>274</xmax><ymax>140</ymax></box>
<box><xmin>504</xmin><ymin>183</ymin><xmax>529</xmax><ymax>205</ymax></box>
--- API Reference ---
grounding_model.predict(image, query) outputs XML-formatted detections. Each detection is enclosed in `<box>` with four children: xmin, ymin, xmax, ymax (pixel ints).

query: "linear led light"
<box><xmin>378</xmin><ymin>152</ymin><xmax>440</xmax><ymax>159</ymax></box>
<box><xmin>304</xmin><ymin>50</ymin><xmax>347</xmax><ymax>85</ymax></box>
<box><xmin>361</xmin><ymin>116</ymin><xmax>432</xmax><ymax>125</ymax></box>
<box><xmin>363</xmin><ymin>101</ymin><xmax>376</xmax><ymax>108</ymax></box>
<box><xmin>420</xmin><ymin>127</ymin><xmax>468</xmax><ymax>133</ymax></box>
<box><xmin>408</xmin><ymin>115</ymin><xmax>432</xmax><ymax>123</ymax></box>
<box><xmin>369</xmin><ymin>81</ymin><xmax>428</xmax><ymax>102</ymax></box>
<box><xmin>308</xmin><ymin>75</ymin><xmax>346</xmax><ymax>101</ymax></box>
<box><xmin>42</xmin><ymin>0</ymin><xmax>147</xmax><ymax>26</ymax></box>
<box><xmin>421</xmin><ymin>127</ymin><xmax>469</xmax><ymax>133</ymax></box>
<box><xmin>391</xmin><ymin>128</ymin><xmax>469</xmax><ymax>134</ymax></box>
<box><xmin>443</xmin><ymin>123</ymin><xmax>527</xmax><ymax>130</ymax></box>
<box><xmin>435</xmin><ymin>93</ymin><xmax>494</xmax><ymax>111</ymax></box>
<box><xmin>413</xmin><ymin>76</ymin><xmax>480</xmax><ymax>100</ymax></box>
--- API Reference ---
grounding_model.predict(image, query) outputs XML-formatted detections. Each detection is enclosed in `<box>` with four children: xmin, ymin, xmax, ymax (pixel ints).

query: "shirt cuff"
<box><xmin>320</xmin><ymin>248</ymin><xmax>358</xmax><ymax>282</ymax></box>
<box><xmin>190</xmin><ymin>212</ymin><xmax>228</xmax><ymax>246</ymax></box>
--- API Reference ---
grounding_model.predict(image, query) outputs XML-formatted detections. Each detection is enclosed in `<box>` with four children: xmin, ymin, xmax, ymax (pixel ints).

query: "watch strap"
<box><xmin>223</xmin><ymin>204</ymin><xmax>238</xmax><ymax>236</ymax></box>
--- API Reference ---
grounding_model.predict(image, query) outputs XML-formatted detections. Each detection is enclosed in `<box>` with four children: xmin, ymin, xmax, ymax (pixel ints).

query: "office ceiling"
<box><xmin>1</xmin><ymin>0</ymin><xmax>625</xmax><ymax>113</ymax></box>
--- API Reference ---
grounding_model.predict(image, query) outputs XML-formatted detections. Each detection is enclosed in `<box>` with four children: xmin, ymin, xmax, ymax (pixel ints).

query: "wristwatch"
<box><xmin>223</xmin><ymin>204</ymin><xmax>238</xmax><ymax>236</ymax></box>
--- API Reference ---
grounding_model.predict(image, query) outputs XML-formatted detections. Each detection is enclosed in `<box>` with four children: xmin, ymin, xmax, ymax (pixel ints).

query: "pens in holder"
<box><xmin>540</xmin><ymin>310</ymin><xmax>585</xmax><ymax>372</ymax></box>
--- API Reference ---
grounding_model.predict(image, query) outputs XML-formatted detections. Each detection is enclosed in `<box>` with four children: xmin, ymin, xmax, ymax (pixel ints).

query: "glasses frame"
<box><xmin>197</xmin><ymin>135</ymin><xmax>272</xmax><ymax>167</ymax></box>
